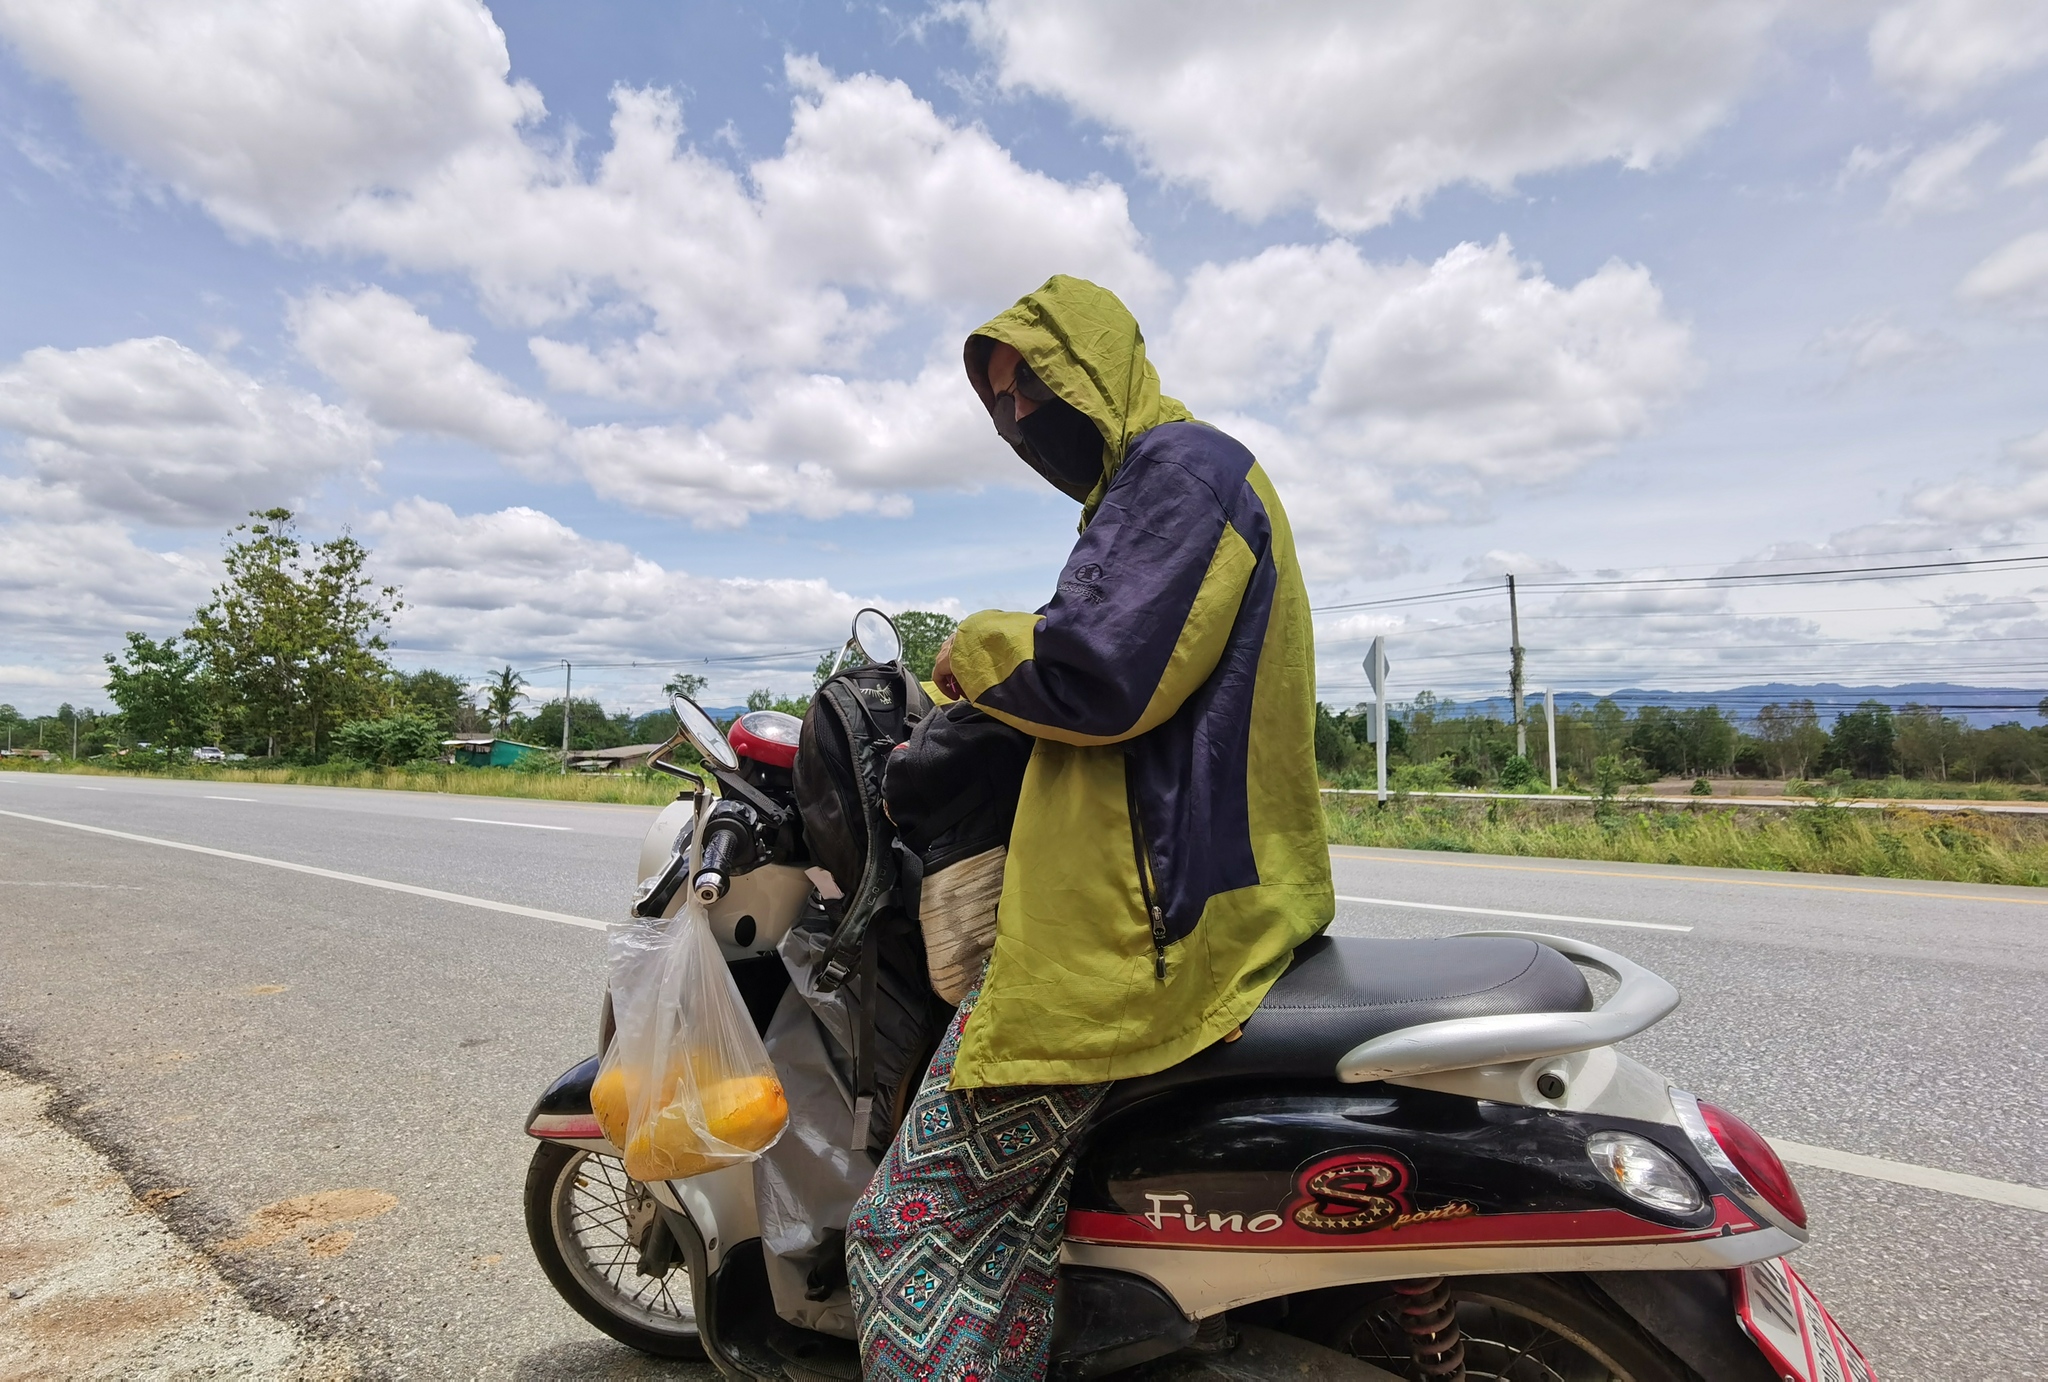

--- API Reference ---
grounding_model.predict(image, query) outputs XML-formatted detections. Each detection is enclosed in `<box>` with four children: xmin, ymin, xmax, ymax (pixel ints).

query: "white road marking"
<box><xmin>0</xmin><ymin>808</ymin><xmax>607</xmax><ymax>931</ymax></box>
<box><xmin>452</xmin><ymin>817</ymin><xmax>572</xmax><ymax>832</ymax></box>
<box><xmin>1335</xmin><ymin>894</ymin><xmax>1692</xmax><ymax>933</ymax></box>
<box><xmin>74</xmin><ymin>786</ymin><xmax>106</xmax><ymax>791</ymax></box>
<box><xmin>205</xmin><ymin>795</ymin><xmax>258</xmax><ymax>802</ymax></box>
<box><xmin>1770</xmin><ymin>1138</ymin><xmax>2048</xmax><ymax>1215</ymax></box>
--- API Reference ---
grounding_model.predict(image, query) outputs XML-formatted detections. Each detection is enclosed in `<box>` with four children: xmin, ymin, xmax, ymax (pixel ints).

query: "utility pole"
<box><xmin>1544</xmin><ymin>688</ymin><xmax>1558</xmax><ymax>791</ymax></box>
<box><xmin>561</xmin><ymin>660</ymin><xmax>572</xmax><ymax>773</ymax></box>
<box><xmin>1507</xmin><ymin>574</ymin><xmax>1526</xmax><ymax>759</ymax></box>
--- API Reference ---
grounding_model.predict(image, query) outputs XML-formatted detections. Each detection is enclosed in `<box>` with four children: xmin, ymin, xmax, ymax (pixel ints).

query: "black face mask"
<box><xmin>994</xmin><ymin>392</ymin><xmax>1103</xmax><ymax>503</ymax></box>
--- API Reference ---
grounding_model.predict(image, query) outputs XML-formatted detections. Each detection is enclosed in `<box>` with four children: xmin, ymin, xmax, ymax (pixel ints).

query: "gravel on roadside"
<box><xmin>0</xmin><ymin>1068</ymin><xmax>349</xmax><ymax>1381</ymax></box>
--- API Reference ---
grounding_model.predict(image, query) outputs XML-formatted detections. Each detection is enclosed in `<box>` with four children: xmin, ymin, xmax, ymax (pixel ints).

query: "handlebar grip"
<box><xmin>693</xmin><ymin>826</ymin><xmax>743</xmax><ymax>904</ymax></box>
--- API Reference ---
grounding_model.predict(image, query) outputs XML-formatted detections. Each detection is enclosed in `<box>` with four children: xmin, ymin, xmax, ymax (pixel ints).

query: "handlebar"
<box><xmin>693</xmin><ymin>824</ymin><xmax>744</xmax><ymax>904</ymax></box>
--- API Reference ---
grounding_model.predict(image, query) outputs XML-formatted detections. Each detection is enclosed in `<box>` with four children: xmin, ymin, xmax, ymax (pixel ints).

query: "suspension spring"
<box><xmin>1391</xmin><ymin>1277</ymin><xmax>1466</xmax><ymax>1381</ymax></box>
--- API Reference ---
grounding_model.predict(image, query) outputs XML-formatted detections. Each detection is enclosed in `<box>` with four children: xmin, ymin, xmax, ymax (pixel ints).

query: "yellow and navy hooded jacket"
<box><xmin>946</xmin><ymin>275</ymin><xmax>1334</xmax><ymax>1089</ymax></box>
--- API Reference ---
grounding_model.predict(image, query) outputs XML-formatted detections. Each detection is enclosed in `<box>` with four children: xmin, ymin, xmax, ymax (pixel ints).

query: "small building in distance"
<box><xmin>442</xmin><ymin>736</ymin><xmax>547</xmax><ymax>768</ymax></box>
<box><xmin>565</xmin><ymin>743</ymin><xmax>667</xmax><ymax>772</ymax></box>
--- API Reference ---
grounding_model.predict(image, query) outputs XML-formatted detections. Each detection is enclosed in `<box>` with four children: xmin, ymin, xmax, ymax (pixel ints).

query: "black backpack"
<box><xmin>791</xmin><ymin>660</ymin><xmax>951</xmax><ymax>1153</ymax></box>
<box><xmin>792</xmin><ymin>661</ymin><xmax>932</xmax><ymax>991</ymax></box>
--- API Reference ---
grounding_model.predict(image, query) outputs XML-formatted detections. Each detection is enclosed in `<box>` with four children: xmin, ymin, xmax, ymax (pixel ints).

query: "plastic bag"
<box><xmin>594</xmin><ymin>810</ymin><xmax>788</xmax><ymax>1182</ymax></box>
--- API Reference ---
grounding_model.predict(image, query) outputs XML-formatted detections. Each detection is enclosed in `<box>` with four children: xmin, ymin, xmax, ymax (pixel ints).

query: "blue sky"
<box><xmin>4</xmin><ymin>0</ymin><xmax>2048</xmax><ymax>717</ymax></box>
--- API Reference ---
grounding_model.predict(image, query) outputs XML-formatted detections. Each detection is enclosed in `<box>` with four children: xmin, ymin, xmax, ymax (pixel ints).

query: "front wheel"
<box><xmin>524</xmin><ymin>1141</ymin><xmax>705</xmax><ymax>1359</ymax></box>
<box><xmin>1293</xmin><ymin>1273</ymin><xmax>1692</xmax><ymax>1381</ymax></box>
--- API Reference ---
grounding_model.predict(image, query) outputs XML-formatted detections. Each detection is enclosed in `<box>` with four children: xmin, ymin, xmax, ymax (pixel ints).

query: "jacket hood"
<box><xmin>965</xmin><ymin>275</ymin><xmax>1193</xmax><ymax>525</ymax></box>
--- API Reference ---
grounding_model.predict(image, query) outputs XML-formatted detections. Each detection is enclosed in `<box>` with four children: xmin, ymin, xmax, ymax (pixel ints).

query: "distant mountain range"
<box><xmin>1377</xmin><ymin>683</ymin><xmax>2048</xmax><ymax>729</ymax></box>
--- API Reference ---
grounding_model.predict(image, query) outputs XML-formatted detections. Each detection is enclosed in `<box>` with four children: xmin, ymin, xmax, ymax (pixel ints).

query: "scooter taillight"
<box><xmin>1699</xmin><ymin>1100</ymin><xmax>1807</xmax><ymax>1230</ymax></box>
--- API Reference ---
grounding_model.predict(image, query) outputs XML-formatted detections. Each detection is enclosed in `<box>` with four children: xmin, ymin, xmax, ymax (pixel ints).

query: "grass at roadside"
<box><xmin>1324</xmin><ymin>794</ymin><xmax>2048</xmax><ymax>887</ymax></box>
<box><xmin>0</xmin><ymin>759</ymin><xmax>683</xmax><ymax>807</ymax></box>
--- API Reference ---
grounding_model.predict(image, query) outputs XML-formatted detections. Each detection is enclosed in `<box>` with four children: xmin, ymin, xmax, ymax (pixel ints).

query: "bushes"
<box><xmin>331</xmin><ymin>713</ymin><xmax>442</xmax><ymax>768</ymax></box>
<box><xmin>1323</xmin><ymin>796</ymin><xmax>2048</xmax><ymax>886</ymax></box>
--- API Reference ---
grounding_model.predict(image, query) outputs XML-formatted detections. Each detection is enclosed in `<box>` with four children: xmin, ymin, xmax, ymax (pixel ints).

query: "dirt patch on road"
<box><xmin>217</xmin><ymin>1189</ymin><xmax>398</xmax><ymax>1254</ymax></box>
<box><xmin>0</xmin><ymin>1069</ymin><xmax>346</xmax><ymax>1380</ymax></box>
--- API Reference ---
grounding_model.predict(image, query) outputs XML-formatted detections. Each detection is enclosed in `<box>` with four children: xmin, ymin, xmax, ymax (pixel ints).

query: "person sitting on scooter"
<box><xmin>845</xmin><ymin>274</ymin><xmax>1334</xmax><ymax>1381</ymax></box>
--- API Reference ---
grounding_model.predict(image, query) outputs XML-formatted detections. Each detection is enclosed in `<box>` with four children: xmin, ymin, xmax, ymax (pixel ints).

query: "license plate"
<box><xmin>1734</xmin><ymin>1257</ymin><xmax>1877</xmax><ymax>1382</ymax></box>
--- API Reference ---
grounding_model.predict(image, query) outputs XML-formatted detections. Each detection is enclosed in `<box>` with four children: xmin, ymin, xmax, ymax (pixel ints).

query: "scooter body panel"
<box><xmin>1061</xmin><ymin>1081</ymin><xmax>1798</xmax><ymax>1317</ymax></box>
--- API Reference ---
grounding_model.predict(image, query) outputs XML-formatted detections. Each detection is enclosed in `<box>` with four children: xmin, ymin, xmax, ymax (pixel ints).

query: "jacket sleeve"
<box><xmin>950</xmin><ymin>453</ymin><xmax>1257</xmax><ymax>747</ymax></box>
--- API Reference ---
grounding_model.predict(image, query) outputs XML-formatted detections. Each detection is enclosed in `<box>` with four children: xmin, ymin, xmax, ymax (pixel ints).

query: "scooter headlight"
<box><xmin>1586</xmin><ymin>1131</ymin><xmax>1705</xmax><ymax>1216</ymax></box>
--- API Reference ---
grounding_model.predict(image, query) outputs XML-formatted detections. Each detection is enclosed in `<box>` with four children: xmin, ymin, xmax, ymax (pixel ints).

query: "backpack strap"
<box><xmin>812</xmin><ymin>672</ymin><xmax>905</xmax><ymax>992</ymax></box>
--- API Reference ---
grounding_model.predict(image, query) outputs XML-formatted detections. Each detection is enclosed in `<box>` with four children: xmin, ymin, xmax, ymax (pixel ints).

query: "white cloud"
<box><xmin>956</xmin><ymin>0</ymin><xmax>1785</xmax><ymax>230</ymax></box>
<box><xmin>1809</xmin><ymin>314</ymin><xmax>1957</xmax><ymax>377</ymax></box>
<box><xmin>564</xmin><ymin>356</ymin><xmax>999</xmax><ymax>528</ymax></box>
<box><xmin>0</xmin><ymin>515</ymin><xmax>217</xmax><ymax>705</ymax></box>
<box><xmin>1161</xmin><ymin>238</ymin><xmax>1694</xmax><ymax>474</ymax></box>
<box><xmin>1868</xmin><ymin>0</ymin><xmax>2048</xmax><ymax>109</ymax></box>
<box><xmin>1883</xmin><ymin>122</ymin><xmax>2001</xmax><ymax>219</ymax></box>
<box><xmin>0</xmin><ymin>3</ymin><xmax>1164</xmax><ymax>401</ymax></box>
<box><xmin>367</xmin><ymin>498</ymin><xmax>871</xmax><ymax>671</ymax></box>
<box><xmin>2006</xmin><ymin>136</ymin><xmax>2048</xmax><ymax>188</ymax></box>
<box><xmin>1155</xmin><ymin>238</ymin><xmax>1694</xmax><ymax>577</ymax></box>
<box><xmin>504</xmin><ymin>65</ymin><xmax>1164</xmax><ymax>402</ymax></box>
<box><xmin>1837</xmin><ymin>142</ymin><xmax>1910</xmax><ymax>186</ymax></box>
<box><xmin>0</xmin><ymin>337</ymin><xmax>377</xmax><ymax>526</ymax></box>
<box><xmin>290</xmin><ymin>286</ymin><xmax>564</xmax><ymax>457</ymax></box>
<box><xmin>1957</xmin><ymin>230</ymin><xmax>2048</xmax><ymax>318</ymax></box>
<box><xmin>0</xmin><ymin>0</ymin><xmax>541</xmax><ymax>238</ymax></box>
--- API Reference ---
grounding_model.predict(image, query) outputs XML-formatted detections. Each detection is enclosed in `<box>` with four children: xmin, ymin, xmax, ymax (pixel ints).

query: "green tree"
<box><xmin>395</xmin><ymin>669</ymin><xmax>471</xmax><ymax>735</ymax></box>
<box><xmin>747</xmin><ymin>688</ymin><xmax>813</xmax><ymax>716</ymax></box>
<box><xmin>485</xmin><ymin>665</ymin><xmax>527</xmax><ymax>731</ymax></box>
<box><xmin>1824</xmin><ymin>700</ymin><xmax>1896</xmax><ymax>778</ymax></box>
<box><xmin>103</xmin><ymin>633</ymin><xmax>213</xmax><ymax>750</ymax></box>
<box><xmin>1894</xmin><ymin>704</ymin><xmax>1968</xmax><ymax>782</ymax></box>
<box><xmin>663</xmin><ymin>670</ymin><xmax>708</xmax><ymax>703</ymax></box>
<box><xmin>1313</xmin><ymin>702</ymin><xmax>1355</xmax><ymax>772</ymax></box>
<box><xmin>895</xmin><ymin>611</ymin><xmax>958</xmax><ymax>680</ymax></box>
<box><xmin>184</xmin><ymin>509</ymin><xmax>401</xmax><ymax>758</ymax></box>
<box><xmin>1753</xmin><ymin>701</ymin><xmax>1827</xmax><ymax>779</ymax></box>
<box><xmin>527</xmin><ymin>697</ymin><xmax>627</xmax><ymax>751</ymax></box>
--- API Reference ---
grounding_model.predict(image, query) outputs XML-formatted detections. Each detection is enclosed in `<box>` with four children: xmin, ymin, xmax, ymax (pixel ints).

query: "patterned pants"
<box><xmin>846</xmin><ymin>978</ymin><xmax>1107</xmax><ymax>1382</ymax></box>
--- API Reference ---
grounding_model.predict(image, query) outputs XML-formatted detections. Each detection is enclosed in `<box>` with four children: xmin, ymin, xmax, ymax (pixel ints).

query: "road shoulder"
<box><xmin>0</xmin><ymin>1067</ymin><xmax>347</xmax><ymax>1380</ymax></box>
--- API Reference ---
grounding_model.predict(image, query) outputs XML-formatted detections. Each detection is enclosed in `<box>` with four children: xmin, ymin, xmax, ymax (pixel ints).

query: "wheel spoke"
<box><xmin>546</xmin><ymin>1149</ymin><xmax>696</xmax><ymax>1336</ymax></box>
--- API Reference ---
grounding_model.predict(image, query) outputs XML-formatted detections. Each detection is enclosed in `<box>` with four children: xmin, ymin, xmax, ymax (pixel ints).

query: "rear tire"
<box><xmin>524</xmin><ymin>1141</ymin><xmax>706</xmax><ymax>1360</ymax></box>
<box><xmin>1293</xmin><ymin>1273</ymin><xmax>1693</xmax><ymax>1381</ymax></box>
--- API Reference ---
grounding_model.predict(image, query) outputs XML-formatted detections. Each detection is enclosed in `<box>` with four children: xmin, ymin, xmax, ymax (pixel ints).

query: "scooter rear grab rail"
<box><xmin>1336</xmin><ymin>931</ymin><xmax>1679</xmax><ymax>1082</ymax></box>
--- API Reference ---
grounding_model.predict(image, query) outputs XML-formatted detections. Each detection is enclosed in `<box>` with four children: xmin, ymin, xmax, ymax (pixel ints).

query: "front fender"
<box><xmin>525</xmin><ymin>1053</ymin><xmax>607</xmax><ymax>1149</ymax></box>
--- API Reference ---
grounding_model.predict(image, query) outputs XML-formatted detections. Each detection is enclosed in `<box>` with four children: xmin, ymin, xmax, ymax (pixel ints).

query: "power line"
<box><xmin>1309</xmin><ymin>548</ymin><xmax>2048</xmax><ymax>615</ymax></box>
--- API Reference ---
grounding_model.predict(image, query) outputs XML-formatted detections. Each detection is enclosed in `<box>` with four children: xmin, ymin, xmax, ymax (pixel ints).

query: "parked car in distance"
<box><xmin>192</xmin><ymin>746</ymin><xmax>226</xmax><ymax>762</ymax></box>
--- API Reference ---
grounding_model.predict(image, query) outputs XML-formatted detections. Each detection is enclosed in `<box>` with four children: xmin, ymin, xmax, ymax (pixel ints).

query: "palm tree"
<box><xmin>486</xmin><ymin>665</ymin><xmax>527</xmax><ymax>732</ymax></box>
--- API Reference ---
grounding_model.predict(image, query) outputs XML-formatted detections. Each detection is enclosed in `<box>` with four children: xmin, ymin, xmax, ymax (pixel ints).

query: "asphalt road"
<box><xmin>2</xmin><ymin>771</ymin><xmax>2043</xmax><ymax>1379</ymax></box>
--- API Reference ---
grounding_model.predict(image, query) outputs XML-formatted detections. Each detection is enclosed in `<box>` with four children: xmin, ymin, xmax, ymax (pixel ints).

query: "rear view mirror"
<box><xmin>672</xmin><ymin>696</ymin><xmax>739</xmax><ymax>771</ymax></box>
<box><xmin>852</xmin><ymin>608</ymin><xmax>902</xmax><ymax>665</ymax></box>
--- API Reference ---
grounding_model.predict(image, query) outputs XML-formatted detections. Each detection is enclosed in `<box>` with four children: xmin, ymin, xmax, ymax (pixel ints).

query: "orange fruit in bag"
<box><xmin>623</xmin><ymin>1106</ymin><xmax>720</xmax><ymax>1181</ymax></box>
<box><xmin>616</xmin><ymin>1073</ymin><xmax>789</xmax><ymax>1182</ymax></box>
<box><xmin>590</xmin><ymin>1060</ymin><xmax>686</xmax><ymax>1148</ymax></box>
<box><xmin>703</xmin><ymin>1074</ymin><xmax>788</xmax><ymax>1151</ymax></box>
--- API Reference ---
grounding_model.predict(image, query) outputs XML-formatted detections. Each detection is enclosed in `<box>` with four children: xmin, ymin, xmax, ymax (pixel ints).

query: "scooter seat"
<box><xmin>1097</xmin><ymin>934</ymin><xmax>1591</xmax><ymax>1117</ymax></box>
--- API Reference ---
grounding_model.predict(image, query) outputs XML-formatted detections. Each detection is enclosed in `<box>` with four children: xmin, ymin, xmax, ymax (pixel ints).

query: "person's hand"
<box><xmin>933</xmin><ymin>632</ymin><xmax>961</xmax><ymax>700</ymax></box>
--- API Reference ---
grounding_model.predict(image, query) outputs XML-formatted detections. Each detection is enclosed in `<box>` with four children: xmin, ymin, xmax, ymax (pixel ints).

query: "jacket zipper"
<box><xmin>1124</xmin><ymin>757</ymin><xmax>1168</xmax><ymax>979</ymax></box>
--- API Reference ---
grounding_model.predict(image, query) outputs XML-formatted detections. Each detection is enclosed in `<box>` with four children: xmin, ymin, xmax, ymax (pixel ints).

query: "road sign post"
<box><xmin>1365</xmin><ymin>637</ymin><xmax>1390</xmax><ymax>805</ymax></box>
<box><xmin>1544</xmin><ymin>687</ymin><xmax>1557</xmax><ymax>792</ymax></box>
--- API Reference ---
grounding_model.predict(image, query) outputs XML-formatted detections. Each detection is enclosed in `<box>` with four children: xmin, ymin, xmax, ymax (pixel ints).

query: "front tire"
<box><xmin>1294</xmin><ymin>1273</ymin><xmax>1693</xmax><ymax>1381</ymax></box>
<box><xmin>524</xmin><ymin>1141</ymin><xmax>706</xmax><ymax>1360</ymax></box>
